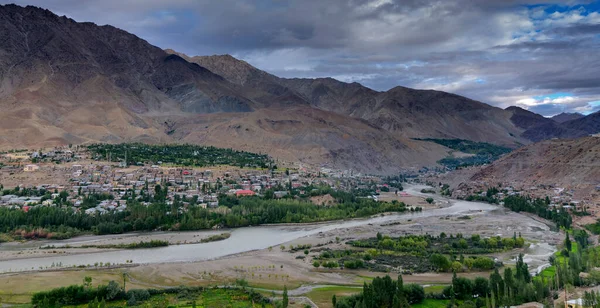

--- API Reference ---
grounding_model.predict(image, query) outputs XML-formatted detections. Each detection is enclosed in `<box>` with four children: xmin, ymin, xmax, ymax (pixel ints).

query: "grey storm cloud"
<box><xmin>2</xmin><ymin>0</ymin><xmax>600</xmax><ymax>116</ymax></box>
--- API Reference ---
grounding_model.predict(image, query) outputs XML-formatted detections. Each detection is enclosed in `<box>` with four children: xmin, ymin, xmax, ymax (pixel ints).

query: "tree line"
<box><xmin>31</xmin><ymin>281</ymin><xmax>270</xmax><ymax>307</ymax></box>
<box><xmin>0</xmin><ymin>193</ymin><xmax>408</xmax><ymax>239</ymax></box>
<box><xmin>503</xmin><ymin>195</ymin><xmax>572</xmax><ymax>229</ymax></box>
<box><xmin>333</xmin><ymin>275</ymin><xmax>420</xmax><ymax>308</ymax></box>
<box><xmin>87</xmin><ymin>143</ymin><xmax>273</xmax><ymax>169</ymax></box>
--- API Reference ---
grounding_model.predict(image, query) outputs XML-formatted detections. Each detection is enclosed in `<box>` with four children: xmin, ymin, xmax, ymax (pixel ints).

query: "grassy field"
<box><xmin>538</xmin><ymin>241</ymin><xmax>577</xmax><ymax>280</ymax></box>
<box><xmin>305</xmin><ymin>286</ymin><xmax>362</xmax><ymax>308</ymax></box>
<box><xmin>412</xmin><ymin>299</ymin><xmax>451</xmax><ymax>308</ymax></box>
<box><xmin>424</xmin><ymin>285</ymin><xmax>447</xmax><ymax>294</ymax></box>
<box><xmin>62</xmin><ymin>288</ymin><xmax>271</xmax><ymax>308</ymax></box>
<box><xmin>0</xmin><ymin>269</ymin><xmax>128</xmax><ymax>304</ymax></box>
<box><xmin>353</xmin><ymin>275</ymin><xmax>374</xmax><ymax>284</ymax></box>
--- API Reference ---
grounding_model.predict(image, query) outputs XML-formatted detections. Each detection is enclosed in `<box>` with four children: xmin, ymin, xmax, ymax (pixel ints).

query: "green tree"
<box><xmin>106</xmin><ymin>281</ymin><xmax>122</xmax><ymax>300</ymax></box>
<box><xmin>430</xmin><ymin>253</ymin><xmax>451</xmax><ymax>271</ymax></box>
<box><xmin>453</xmin><ymin>276</ymin><xmax>474</xmax><ymax>300</ymax></box>
<box><xmin>282</xmin><ymin>285</ymin><xmax>289</xmax><ymax>308</ymax></box>
<box><xmin>126</xmin><ymin>293</ymin><xmax>136</xmax><ymax>306</ymax></box>
<box><xmin>473</xmin><ymin>277</ymin><xmax>489</xmax><ymax>297</ymax></box>
<box><xmin>451</xmin><ymin>261</ymin><xmax>463</xmax><ymax>272</ymax></box>
<box><xmin>88</xmin><ymin>297</ymin><xmax>99</xmax><ymax>308</ymax></box>
<box><xmin>83</xmin><ymin>276</ymin><xmax>92</xmax><ymax>289</ymax></box>
<box><xmin>404</xmin><ymin>284</ymin><xmax>425</xmax><ymax>304</ymax></box>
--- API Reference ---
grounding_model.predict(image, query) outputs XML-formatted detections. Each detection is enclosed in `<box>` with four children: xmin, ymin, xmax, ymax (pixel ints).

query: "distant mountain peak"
<box><xmin>505</xmin><ymin>106</ymin><xmax>552</xmax><ymax>130</ymax></box>
<box><xmin>551</xmin><ymin>112</ymin><xmax>584</xmax><ymax>123</ymax></box>
<box><xmin>165</xmin><ymin>49</ymin><xmax>269</xmax><ymax>86</ymax></box>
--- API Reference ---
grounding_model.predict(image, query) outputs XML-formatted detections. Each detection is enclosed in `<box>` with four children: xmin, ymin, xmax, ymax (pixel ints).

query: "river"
<box><xmin>0</xmin><ymin>184</ymin><xmax>555</xmax><ymax>273</ymax></box>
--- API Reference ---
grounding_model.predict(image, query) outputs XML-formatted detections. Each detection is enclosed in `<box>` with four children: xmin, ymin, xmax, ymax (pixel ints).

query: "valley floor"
<box><xmin>0</xmin><ymin>186</ymin><xmax>562</xmax><ymax>307</ymax></box>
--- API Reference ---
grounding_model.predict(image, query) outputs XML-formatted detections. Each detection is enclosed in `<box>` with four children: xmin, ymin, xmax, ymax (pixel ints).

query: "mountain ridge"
<box><xmin>551</xmin><ymin>112</ymin><xmax>585</xmax><ymax>123</ymax></box>
<box><xmin>170</xmin><ymin>50</ymin><xmax>528</xmax><ymax>146</ymax></box>
<box><xmin>522</xmin><ymin>111</ymin><xmax>600</xmax><ymax>141</ymax></box>
<box><xmin>2</xmin><ymin>4</ymin><xmax>598</xmax><ymax>174</ymax></box>
<box><xmin>0</xmin><ymin>4</ymin><xmax>457</xmax><ymax>173</ymax></box>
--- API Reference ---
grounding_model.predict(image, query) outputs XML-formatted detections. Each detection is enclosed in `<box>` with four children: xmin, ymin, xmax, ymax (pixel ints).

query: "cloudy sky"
<box><xmin>4</xmin><ymin>0</ymin><xmax>600</xmax><ymax>116</ymax></box>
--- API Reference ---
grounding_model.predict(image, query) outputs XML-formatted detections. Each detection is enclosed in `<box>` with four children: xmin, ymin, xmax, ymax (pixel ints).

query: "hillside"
<box><xmin>0</xmin><ymin>5</ymin><xmax>460</xmax><ymax>174</ymax></box>
<box><xmin>551</xmin><ymin>112</ymin><xmax>584</xmax><ymax>123</ymax></box>
<box><xmin>0</xmin><ymin>4</ymin><xmax>567</xmax><ymax>173</ymax></box>
<box><xmin>0</xmin><ymin>4</ymin><xmax>253</xmax><ymax>145</ymax></box>
<box><xmin>171</xmin><ymin>51</ymin><xmax>529</xmax><ymax>146</ymax></box>
<box><xmin>470</xmin><ymin>136</ymin><xmax>600</xmax><ymax>195</ymax></box>
<box><xmin>522</xmin><ymin>112</ymin><xmax>600</xmax><ymax>141</ymax></box>
<box><xmin>505</xmin><ymin>106</ymin><xmax>554</xmax><ymax>130</ymax></box>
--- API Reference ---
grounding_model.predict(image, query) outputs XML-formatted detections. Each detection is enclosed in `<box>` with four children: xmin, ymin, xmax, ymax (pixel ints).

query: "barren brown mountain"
<box><xmin>174</xmin><ymin>51</ymin><xmax>531</xmax><ymax>146</ymax></box>
<box><xmin>470</xmin><ymin>136</ymin><xmax>600</xmax><ymax>195</ymax></box>
<box><xmin>521</xmin><ymin>112</ymin><xmax>600</xmax><ymax>142</ymax></box>
<box><xmin>551</xmin><ymin>112</ymin><xmax>584</xmax><ymax>123</ymax></box>
<box><xmin>0</xmin><ymin>4</ymin><xmax>565</xmax><ymax>173</ymax></box>
<box><xmin>0</xmin><ymin>5</ymin><xmax>457</xmax><ymax>173</ymax></box>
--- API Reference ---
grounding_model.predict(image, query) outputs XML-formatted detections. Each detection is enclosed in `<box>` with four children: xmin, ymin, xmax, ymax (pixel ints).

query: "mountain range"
<box><xmin>1</xmin><ymin>4</ymin><xmax>599</xmax><ymax>173</ymax></box>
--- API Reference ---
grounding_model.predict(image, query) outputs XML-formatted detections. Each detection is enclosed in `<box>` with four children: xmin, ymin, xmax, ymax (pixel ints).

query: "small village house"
<box><xmin>24</xmin><ymin>164</ymin><xmax>40</xmax><ymax>172</ymax></box>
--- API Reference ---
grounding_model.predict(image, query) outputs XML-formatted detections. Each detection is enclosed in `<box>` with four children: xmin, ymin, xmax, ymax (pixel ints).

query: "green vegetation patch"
<box><xmin>502</xmin><ymin>195</ymin><xmax>572</xmax><ymax>229</ymax></box>
<box><xmin>306</xmin><ymin>286</ymin><xmax>361</xmax><ymax>307</ymax></box>
<box><xmin>343</xmin><ymin>233</ymin><xmax>523</xmax><ymax>273</ymax></box>
<box><xmin>87</xmin><ymin>143</ymin><xmax>273</xmax><ymax>169</ymax></box>
<box><xmin>412</xmin><ymin>299</ymin><xmax>451</xmax><ymax>308</ymax></box>
<box><xmin>414</xmin><ymin>138</ymin><xmax>512</xmax><ymax>169</ymax></box>
<box><xmin>0</xmin><ymin>192</ymin><xmax>409</xmax><ymax>239</ymax></box>
<box><xmin>415</xmin><ymin>138</ymin><xmax>512</xmax><ymax>156</ymax></box>
<box><xmin>424</xmin><ymin>285</ymin><xmax>448</xmax><ymax>294</ymax></box>
<box><xmin>33</xmin><ymin>282</ymin><xmax>271</xmax><ymax>308</ymax></box>
<box><xmin>200</xmin><ymin>233</ymin><xmax>231</xmax><ymax>243</ymax></box>
<box><xmin>585</xmin><ymin>219</ymin><xmax>600</xmax><ymax>234</ymax></box>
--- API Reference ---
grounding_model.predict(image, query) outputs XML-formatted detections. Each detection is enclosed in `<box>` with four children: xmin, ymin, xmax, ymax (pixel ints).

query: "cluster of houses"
<box><xmin>0</xmin><ymin>188</ymin><xmax>63</xmax><ymax>212</ymax></box>
<box><xmin>0</xmin><ymin>147</ymin><xmax>392</xmax><ymax>214</ymax></box>
<box><xmin>452</xmin><ymin>181</ymin><xmax>598</xmax><ymax>212</ymax></box>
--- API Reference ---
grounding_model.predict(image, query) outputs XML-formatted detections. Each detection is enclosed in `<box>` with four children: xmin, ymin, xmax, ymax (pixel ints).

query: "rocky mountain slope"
<box><xmin>0</xmin><ymin>5</ymin><xmax>457</xmax><ymax>173</ymax></box>
<box><xmin>504</xmin><ymin>106</ymin><xmax>554</xmax><ymax>130</ymax></box>
<box><xmin>551</xmin><ymin>112</ymin><xmax>584</xmax><ymax>123</ymax></box>
<box><xmin>522</xmin><ymin>111</ymin><xmax>600</xmax><ymax>142</ymax></box>
<box><xmin>470</xmin><ymin>136</ymin><xmax>600</xmax><ymax>194</ymax></box>
<box><xmin>175</xmin><ymin>51</ymin><xmax>528</xmax><ymax>146</ymax></box>
<box><xmin>5</xmin><ymin>4</ymin><xmax>588</xmax><ymax>174</ymax></box>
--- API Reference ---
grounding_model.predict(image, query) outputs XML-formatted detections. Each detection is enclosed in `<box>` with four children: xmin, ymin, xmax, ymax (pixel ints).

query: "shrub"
<box><xmin>126</xmin><ymin>289</ymin><xmax>150</xmax><ymax>302</ymax></box>
<box><xmin>343</xmin><ymin>259</ymin><xmax>364</xmax><ymax>269</ymax></box>
<box><xmin>323</xmin><ymin>261</ymin><xmax>339</xmax><ymax>268</ymax></box>
<box><xmin>404</xmin><ymin>284</ymin><xmax>425</xmax><ymax>304</ymax></box>
<box><xmin>126</xmin><ymin>293</ymin><xmax>137</xmax><ymax>306</ymax></box>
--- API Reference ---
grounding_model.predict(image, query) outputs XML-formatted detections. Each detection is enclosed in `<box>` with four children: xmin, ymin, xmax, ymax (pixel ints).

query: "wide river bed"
<box><xmin>0</xmin><ymin>185</ymin><xmax>555</xmax><ymax>273</ymax></box>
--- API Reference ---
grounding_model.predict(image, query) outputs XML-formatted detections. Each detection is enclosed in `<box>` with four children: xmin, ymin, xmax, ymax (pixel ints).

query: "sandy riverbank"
<box><xmin>0</xmin><ymin>230</ymin><xmax>228</xmax><ymax>261</ymax></box>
